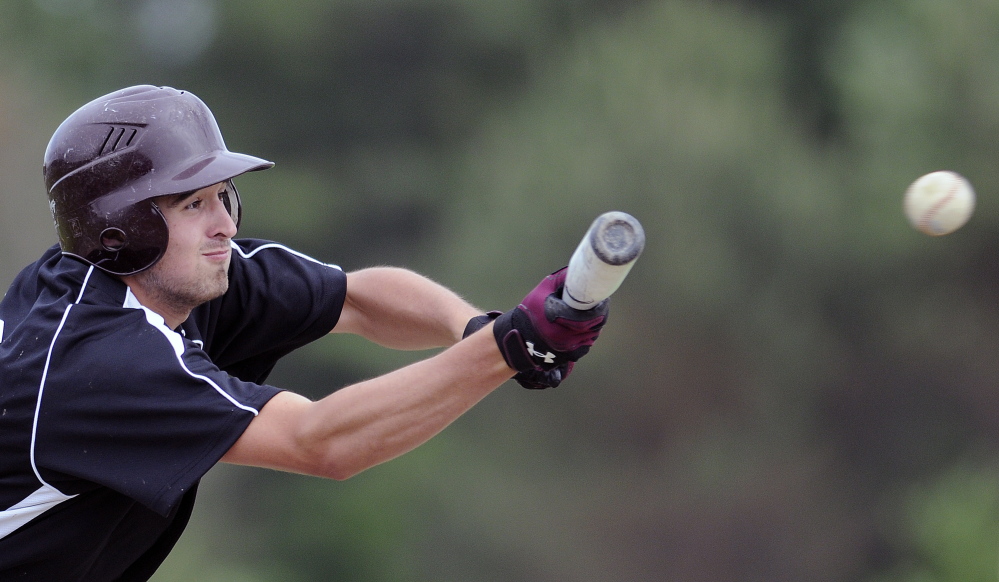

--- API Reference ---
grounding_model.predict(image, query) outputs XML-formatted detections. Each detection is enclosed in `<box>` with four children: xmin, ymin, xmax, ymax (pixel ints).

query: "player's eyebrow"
<box><xmin>158</xmin><ymin>183</ymin><xmax>227</xmax><ymax>209</ymax></box>
<box><xmin>161</xmin><ymin>191</ymin><xmax>199</xmax><ymax>209</ymax></box>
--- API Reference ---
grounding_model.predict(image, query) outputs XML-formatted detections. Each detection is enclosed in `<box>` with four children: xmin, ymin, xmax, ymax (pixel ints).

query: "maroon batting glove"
<box><xmin>463</xmin><ymin>311</ymin><xmax>572</xmax><ymax>389</ymax></box>
<box><xmin>492</xmin><ymin>267</ymin><xmax>608</xmax><ymax>381</ymax></box>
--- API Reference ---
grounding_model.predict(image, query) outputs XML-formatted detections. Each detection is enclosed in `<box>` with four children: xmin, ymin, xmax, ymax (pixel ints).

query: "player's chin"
<box><xmin>213</xmin><ymin>263</ymin><xmax>230</xmax><ymax>286</ymax></box>
<box><xmin>200</xmin><ymin>263</ymin><xmax>230</xmax><ymax>299</ymax></box>
<box><xmin>202</xmin><ymin>275</ymin><xmax>229</xmax><ymax>303</ymax></box>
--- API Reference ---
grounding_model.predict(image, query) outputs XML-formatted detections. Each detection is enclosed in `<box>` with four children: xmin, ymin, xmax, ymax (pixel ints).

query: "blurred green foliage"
<box><xmin>871</xmin><ymin>459</ymin><xmax>999</xmax><ymax>582</ymax></box>
<box><xmin>3</xmin><ymin>0</ymin><xmax>999</xmax><ymax>580</ymax></box>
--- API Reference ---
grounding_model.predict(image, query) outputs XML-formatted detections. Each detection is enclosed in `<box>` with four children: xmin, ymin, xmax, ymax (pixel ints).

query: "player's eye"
<box><xmin>185</xmin><ymin>198</ymin><xmax>203</xmax><ymax>210</ymax></box>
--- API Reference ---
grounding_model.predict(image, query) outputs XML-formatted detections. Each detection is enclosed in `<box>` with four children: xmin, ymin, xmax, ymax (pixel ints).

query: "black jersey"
<box><xmin>0</xmin><ymin>239</ymin><xmax>347</xmax><ymax>581</ymax></box>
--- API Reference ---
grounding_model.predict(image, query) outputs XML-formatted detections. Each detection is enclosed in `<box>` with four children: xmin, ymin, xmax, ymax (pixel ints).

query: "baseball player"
<box><xmin>0</xmin><ymin>85</ymin><xmax>608</xmax><ymax>581</ymax></box>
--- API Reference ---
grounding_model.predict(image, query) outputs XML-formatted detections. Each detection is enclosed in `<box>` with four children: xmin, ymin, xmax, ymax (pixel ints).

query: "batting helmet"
<box><xmin>43</xmin><ymin>85</ymin><xmax>274</xmax><ymax>275</ymax></box>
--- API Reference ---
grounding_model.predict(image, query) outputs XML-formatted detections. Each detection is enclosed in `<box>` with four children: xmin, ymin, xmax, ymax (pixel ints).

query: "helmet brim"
<box><xmin>95</xmin><ymin>150</ymin><xmax>273</xmax><ymax>214</ymax></box>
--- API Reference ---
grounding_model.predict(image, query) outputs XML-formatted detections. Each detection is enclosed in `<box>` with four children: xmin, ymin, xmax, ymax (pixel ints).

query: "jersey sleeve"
<box><xmin>34</xmin><ymin>305</ymin><xmax>282</xmax><ymax>517</ymax></box>
<box><xmin>187</xmin><ymin>239</ymin><xmax>348</xmax><ymax>384</ymax></box>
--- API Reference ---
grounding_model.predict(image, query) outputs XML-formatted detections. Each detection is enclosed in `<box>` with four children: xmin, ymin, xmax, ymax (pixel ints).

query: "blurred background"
<box><xmin>3</xmin><ymin>0</ymin><xmax>999</xmax><ymax>580</ymax></box>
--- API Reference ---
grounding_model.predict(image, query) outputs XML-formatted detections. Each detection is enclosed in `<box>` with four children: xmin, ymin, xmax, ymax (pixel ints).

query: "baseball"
<box><xmin>903</xmin><ymin>170</ymin><xmax>975</xmax><ymax>236</ymax></box>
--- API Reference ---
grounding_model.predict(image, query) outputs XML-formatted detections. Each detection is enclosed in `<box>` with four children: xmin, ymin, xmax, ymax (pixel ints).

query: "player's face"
<box><xmin>132</xmin><ymin>182</ymin><xmax>238</xmax><ymax>314</ymax></box>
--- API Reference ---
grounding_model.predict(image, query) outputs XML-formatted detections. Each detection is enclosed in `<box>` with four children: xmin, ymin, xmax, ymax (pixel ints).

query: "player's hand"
<box><xmin>509</xmin><ymin>363</ymin><xmax>573</xmax><ymax>389</ymax></box>
<box><xmin>463</xmin><ymin>311</ymin><xmax>569</xmax><ymax>389</ymax></box>
<box><xmin>492</xmin><ymin>267</ymin><xmax>608</xmax><ymax>381</ymax></box>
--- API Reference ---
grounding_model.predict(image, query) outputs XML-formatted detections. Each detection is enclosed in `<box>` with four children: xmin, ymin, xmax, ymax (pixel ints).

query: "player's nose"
<box><xmin>210</xmin><ymin>195</ymin><xmax>238</xmax><ymax>239</ymax></box>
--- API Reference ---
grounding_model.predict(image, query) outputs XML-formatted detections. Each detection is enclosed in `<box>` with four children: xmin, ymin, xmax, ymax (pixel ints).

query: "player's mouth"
<box><xmin>202</xmin><ymin>247</ymin><xmax>231</xmax><ymax>262</ymax></box>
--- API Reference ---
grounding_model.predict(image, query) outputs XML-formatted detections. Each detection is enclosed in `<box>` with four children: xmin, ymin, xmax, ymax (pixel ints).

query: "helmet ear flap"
<box><xmin>59</xmin><ymin>199</ymin><xmax>169</xmax><ymax>276</ymax></box>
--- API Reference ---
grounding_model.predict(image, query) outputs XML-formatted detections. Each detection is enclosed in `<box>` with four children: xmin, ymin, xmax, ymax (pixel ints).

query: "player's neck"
<box><xmin>119</xmin><ymin>278</ymin><xmax>194</xmax><ymax>330</ymax></box>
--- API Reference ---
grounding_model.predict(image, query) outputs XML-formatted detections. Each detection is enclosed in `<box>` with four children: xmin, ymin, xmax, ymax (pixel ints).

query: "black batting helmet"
<box><xmin>43</xmin><ymin>85</ymin><xmax>273</xmax><ymax>275</ymax></box>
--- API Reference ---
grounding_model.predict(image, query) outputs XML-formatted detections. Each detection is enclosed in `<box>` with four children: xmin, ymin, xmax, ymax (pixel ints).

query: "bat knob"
<box><xmin>589</xmin><ymin>211</ymin><xmax>646</xmax><ymax>266</ymax></box>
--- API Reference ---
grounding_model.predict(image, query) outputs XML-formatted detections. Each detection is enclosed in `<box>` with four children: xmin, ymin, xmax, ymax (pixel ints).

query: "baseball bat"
<box><xmin>562</xmin><ymin>211</ymin><xmax>645</xmax><ymax>310</ymax></box>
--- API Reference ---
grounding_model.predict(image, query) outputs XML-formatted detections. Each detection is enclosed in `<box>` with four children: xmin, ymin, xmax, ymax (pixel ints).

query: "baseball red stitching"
<box><xmin>918</xmin><ymin>172</ymin><xmax>958</xmax><ymax>233</ymax></box>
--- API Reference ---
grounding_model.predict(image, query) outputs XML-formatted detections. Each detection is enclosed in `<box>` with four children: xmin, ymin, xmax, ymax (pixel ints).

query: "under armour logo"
<box><xmin>525</xmin><ymin>341</ymin><xmax>556</xmax><ymax>364</ymax></box>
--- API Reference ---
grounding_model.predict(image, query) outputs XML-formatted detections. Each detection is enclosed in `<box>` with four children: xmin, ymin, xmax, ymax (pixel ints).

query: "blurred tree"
<box><xmin>869</xmin><ymin>460</ymin><xmax>999</xmax><ymax>582</ymax></box>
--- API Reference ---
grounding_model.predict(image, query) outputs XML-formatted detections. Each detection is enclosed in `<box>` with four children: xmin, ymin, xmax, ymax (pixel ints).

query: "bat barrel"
<box><xmin>562</xmin><ymin>211</ymin><xmax>645</xmax><ymax>310</ymax></box>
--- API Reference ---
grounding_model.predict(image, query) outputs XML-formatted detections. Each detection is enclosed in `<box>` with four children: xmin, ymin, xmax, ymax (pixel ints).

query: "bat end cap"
<box><xmin>589</xmin><ymin>211</ymin><xmax>646</xmax><ymax>265</ymax></box>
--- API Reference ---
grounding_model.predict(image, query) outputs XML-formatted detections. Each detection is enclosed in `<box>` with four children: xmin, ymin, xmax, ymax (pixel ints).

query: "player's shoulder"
<box><xmin>229</xmin><ymin>238</ymin><xmax>341</xmax><ymax>271</ymax></box>
<box><xmin>2</xmin><ymin>246</ymin><xmax>74</xmax><ymax>305</ymax></box>
<box><xmin>1</xmin><ymin>275</ymin><xmax>178</xmax><ymax>390</ymax></box>
<box><xmin>2</xmin><ymin>248</ymin><xmax>118</xmax><ymax>335</ymax></box>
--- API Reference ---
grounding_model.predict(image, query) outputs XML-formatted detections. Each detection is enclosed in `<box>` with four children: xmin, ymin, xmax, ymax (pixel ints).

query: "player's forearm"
<box><xmin>299</xmin><ymin>326</ymin><xmax>512</xmax><ymax>479</ymax></box>
<box><xmin>335</xmin><ymin>267</ymin><xmax>481</xmax><ymax>349</ymax></box>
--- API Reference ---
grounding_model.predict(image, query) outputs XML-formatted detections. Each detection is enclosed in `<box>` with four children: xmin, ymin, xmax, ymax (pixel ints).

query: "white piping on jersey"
<box><xmin>0</xmin><ymin>266</ymin><xmax>94</xmax><ymax>539</ymax></box>
<box><xmin>30</xmin><ymin>266</ymin><xmax>93</xmax><ymax>487</ymax></box>
<box><xmin>30</xmin><ymin>306</ymin><xmax>75</xmax><ymax>486</ymax></box>
<box><xmin>230</xmin><ymin>240</ymin><xmax>342</xmax><ymax>271</ymax></box>
<box><xmin>123</xmin><ymin>288</ymin><xmax>261</xmax><ymax>416</ymax></box>
<box><xmin>74</xmin><ymin>265</ymin><xmax>95</xmax><ymax>304</ymax></box>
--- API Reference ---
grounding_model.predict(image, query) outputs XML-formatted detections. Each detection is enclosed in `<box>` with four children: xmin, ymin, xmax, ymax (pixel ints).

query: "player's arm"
<box><xmin>221</xmin><ymin>324</ymin><xmax>511</xmax><ymax>479</ymax></box>
<box><xmin>221</xmin><ymin>268</ymin><xmax>608</xmax><ymax>479</ymax></box>
<box><xmin>332</xmin><ymin>267</ymin><xmax>481</xmax><ymax>349</ymax></box>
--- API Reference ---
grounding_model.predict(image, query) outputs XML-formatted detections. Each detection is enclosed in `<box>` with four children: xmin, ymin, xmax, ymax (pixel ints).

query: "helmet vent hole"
<box><xmin>100</xmin><ymin>228</ymin><xmax>128</xmax><ymax>251</ymax></box>
<box><xmin>99</xmin><ymin>126</ymin><xmax>139</xmax><ymax>155</ymax></box>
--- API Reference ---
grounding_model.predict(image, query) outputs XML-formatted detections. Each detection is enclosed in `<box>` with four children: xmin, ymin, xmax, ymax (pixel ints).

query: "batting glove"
<box><xmin>464</xmin><ymin>311</ymin><xmax>572</xmax><ymax>389</ymax></box>
<box><xmin>491</xmin><ymin>267</ymin><xmax>608</xmax><ymax>388</ymax></box>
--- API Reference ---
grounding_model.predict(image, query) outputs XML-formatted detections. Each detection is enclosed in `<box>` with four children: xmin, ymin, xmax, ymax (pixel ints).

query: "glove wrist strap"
<box><xmin>462</xmin><ymin>311</ymin><xmax>503</xmax><ymax>340</ymax></box>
